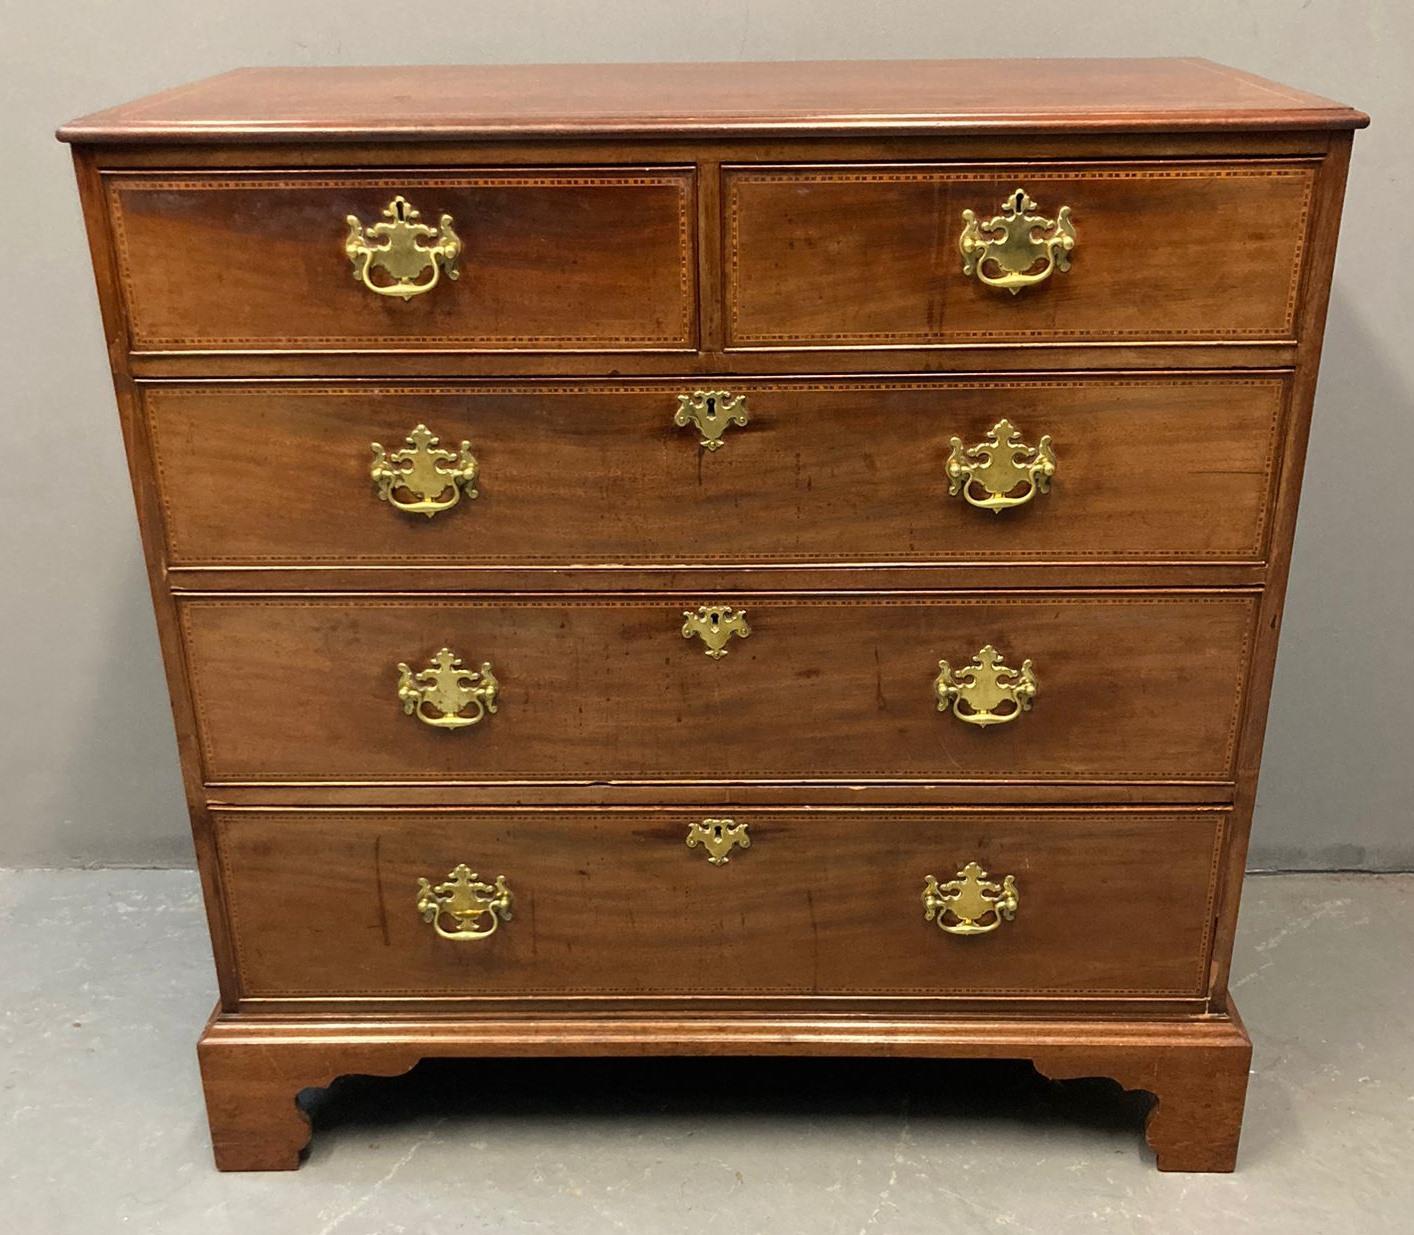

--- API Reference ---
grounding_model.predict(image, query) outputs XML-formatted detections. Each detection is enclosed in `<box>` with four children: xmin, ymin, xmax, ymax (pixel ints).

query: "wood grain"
<box><xmin>58</xmin><ymin>59</ymin><xmax>1366</xmax><ymax>143</ymax></box>
<box><xmin>726</xmin><ymin>162</ymin><xmax>1316</xmax><ymax>346</ymax></box>
<box><xmin>177</xmin><ymin>592</ymin><xmax>1258</xmax><ymax>784</ymax></box>
<box><xmin>62</xmin><ymin>59</ymin><xmax>1360</xmax><ymax>1174</ymax></box>
<box><xmin>212</xmin><ymin>807</ymin><xmax>1226</xmax><ymax>1000</ymax></box>
<box><xmin>143</xmin><ymin>375</ymin><xmax>1287</xmax><ymax>568</ymax></box>
<box><xmin>107</xmin><ymin>170</ymin><xmax>696</xmax><ymax>351</ymax></box>
<box><xmin>196</xmin><ymin>1006</ymin><xmax>1252</xmax><ymax>1171</ymax></box>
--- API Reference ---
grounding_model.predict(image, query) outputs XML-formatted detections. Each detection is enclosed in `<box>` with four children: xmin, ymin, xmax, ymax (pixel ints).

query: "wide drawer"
<box><xmin>214</xmin><ymin>807</ymin><xmax>1227</xmax><ymax>1001</ymax></box>
<box><xmin>725</xmin><ymin>162</ymin><xmax>1316</xmax><ymax>347</ymax></box>
<box><xmin>178</xmin><ymin>593</ymin><xmax>1257</xmax><ymax>784</ymax></box>
<box><xmin>105</xmin><ymin>169</ymin><xmax>696</xmax><ymax>352</ymax></box>
<box><xmin>144</xmin><ymin>375</ymin><xmax>1287</xmax><ymax>568</ymax></box>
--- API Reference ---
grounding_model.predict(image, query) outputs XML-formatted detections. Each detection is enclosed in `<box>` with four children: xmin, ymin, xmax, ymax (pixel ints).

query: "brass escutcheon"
<box><xmin>686</xmin><ymin>818</ymin><xmax>752</xmax><ymax>864</ymax></box>
<box><xmin>946</xmin><ymin>418</ymin><xmax>1055</xmax><ymax>513</ymax></box>
<box><xmin>923</xmin><ymin>862</ymin><xmax>1019</xmax><ymax>936</ymax></box>
<box><xmin>371</xmin><ymin>424</ymin><xmax>479</xmax><ymax>518</ymax></box>
<box><xmin>934</xmin><ymin>645</ymin><xmax>1037</xmax><ymax>728</ymax></box>
<box><xmin>397</xmin><ymin>648</ymin><xmax>499</xmax><ymax>729</ymax></box>
<box><xmin>682</xmin><ymin>604</ymin><xmax>752</xmax><ymax>658</ymax></box>
<box><xmin>416</xmin><ymin>864</ymin><xmax>513</xmax><ymax>940</ymax></box>
<box><xmin>673</xmin><ymin>390</ymin><xmax>749</xmax><ymax>451</ymax></box>
<box><xmin>345</xmin><ymin>196</ymin><xmax>461</xmax><ymax>300</ymax></box>
<box><xmin>959</xmin><ymin>188</ymin><xmax>1075</xmax><ymax>295</ymax></box>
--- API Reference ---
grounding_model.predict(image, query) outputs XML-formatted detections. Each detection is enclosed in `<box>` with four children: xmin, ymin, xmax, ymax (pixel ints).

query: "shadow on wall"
<box><xmin>1250</xmin><ymin>286</ymin><xmax>1414</xmax><ymax>872</ymax></box>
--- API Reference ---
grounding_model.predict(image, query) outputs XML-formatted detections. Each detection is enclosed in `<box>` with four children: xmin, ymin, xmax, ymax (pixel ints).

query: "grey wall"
<box><xmin>2</xmin><ymin>2</ymin><xmax>1410</xmax><ymax>869</ymax></box>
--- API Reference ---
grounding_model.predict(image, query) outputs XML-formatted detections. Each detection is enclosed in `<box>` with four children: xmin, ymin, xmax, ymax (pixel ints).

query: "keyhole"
<box><xmin>705</xmin><ymin>396</ymin><xmax>717</xmax><ymax>418</ymax></box>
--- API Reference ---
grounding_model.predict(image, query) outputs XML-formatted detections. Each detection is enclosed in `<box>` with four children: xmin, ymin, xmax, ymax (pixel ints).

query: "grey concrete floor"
<box><xmin>1</xmin><ymin>870</ymin><xmax>1410</xmax><ymax>1233</ymax></box>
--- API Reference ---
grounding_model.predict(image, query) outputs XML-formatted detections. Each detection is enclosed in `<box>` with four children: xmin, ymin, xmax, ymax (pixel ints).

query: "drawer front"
<box><xmin>214</xmin><ymin>808</ymin><xmax>1226</xmax><ymax>1000</ymax></box>
<box><xmin>725</xmin><ymin>162</ymin><xmax>1315</xmax><ymax>347</ymax></box>
<box><xmin>179</xmin><ymin>594</ymin><xmax>1256</xmax><ymax>783</ymax></box>
<box><xmin>106</xmin><ymin>170</ymin><xmax>696</xmax><ymax>351</ymax></box>
<box><xmin>145</xmin><ymin>375</ymin><xmax>1286</xmax><ymax>567</ymax></box>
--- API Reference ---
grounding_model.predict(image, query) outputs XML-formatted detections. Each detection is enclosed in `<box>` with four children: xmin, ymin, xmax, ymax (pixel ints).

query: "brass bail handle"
<box><xmin>345</xmin><ymin>195</ymin><xmax>462</xmax><ymax>300</ymax></box>
<box><xmin>923</xmin><ymin>862</ymin><xmax>1019</xmax><ymax>936</ymax></box>
<box><xmin>945</xmin><ymin>418</ymin><xmax>1055</xmax><ymax>513</ymax></box>
<box><xmin>371</xmin><ymin>424</ymin><xmax>479</xmax><ymax>518</ymax></box>
<box><xmin>934</xmin><ymin>645</ymin><xmax>1037</xmax><ymax>728</ymax></box>
<box><xmin>416</xmin><ymin>865</ymin><xmax>513</xmax><ymax>941</ymax></box>
<box><xmin>959</xmin><ymin>188</ymin><xmax>1075</xmax><ymax>295</ymax></box>
<box><xmin>397</xmin><ymin>648</ymin><xmax>499</xmax><ymax>729</ymax></box>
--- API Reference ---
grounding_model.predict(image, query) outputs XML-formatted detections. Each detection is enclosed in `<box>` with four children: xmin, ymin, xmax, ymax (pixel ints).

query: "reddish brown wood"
<box><xmin>57</xmin><ymin>59</ymin><xmax>1366</xmax><ymax>144</ymax></box>
<box><xmin>196</xmin><ymin>1006</ymin><xmax>1251</xmax><ymax>1171</ymax></box>
<box><xmin>106</xmin><ymin>170</ymin><xmax>696</xmax><ymax>352</ymax></box>
<box><xmin>1032</xmin><ymin>1008</ymin><xmax>1253</xmax><ymax>1172</ymax></box>
<box><xmin>212</xmin><ymin>807</ymin><xmax>1227</xmax><ymax>1000</ymax></box>
<box><xmin>206</xmin><ymin>783</ymin><xmax>1236</xmax><ymax>809</ymax></box>
<box><xmin>142</xmin><ymin>375</ymin><xmax>1287</xmax><ymax>568</ymax></box>
<box><xmin>80</xmin><ymin>130</ymin><xmax>1343</xmax><ymax>171</ymax></box>
<box><xmin>63</xmin><ymin>61</ymin><xmax>1359</xmax><ymax>1173</ymax></box>
<box><xmin>726</xmin><ymin>162</ymin><xmax>1317</xmax><ymax>346</ymax></box>
<box><xmin>177</xmin><ymin>592</ymin><xmax>1258</xmax><ymax>784</ymax></box>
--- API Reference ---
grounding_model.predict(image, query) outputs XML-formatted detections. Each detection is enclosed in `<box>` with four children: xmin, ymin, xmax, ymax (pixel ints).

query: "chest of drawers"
<box><xmin>60</xmin><ymin>59</ymin><xmax>1365</xmax><ymax>1173</ymax></box>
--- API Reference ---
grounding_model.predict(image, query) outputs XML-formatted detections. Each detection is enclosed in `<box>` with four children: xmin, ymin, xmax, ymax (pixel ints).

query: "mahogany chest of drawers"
<box><xmin>60</xmin><ymin>59</ymin><xmax>1365</xmax><ymax>1172</ymax></box>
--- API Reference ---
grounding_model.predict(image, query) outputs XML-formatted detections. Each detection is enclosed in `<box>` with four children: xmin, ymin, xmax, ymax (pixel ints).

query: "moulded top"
<box><xmin>57</xmin><ymin>58</ymin><xmax>1368</xmax><ymax>144</ymax></box>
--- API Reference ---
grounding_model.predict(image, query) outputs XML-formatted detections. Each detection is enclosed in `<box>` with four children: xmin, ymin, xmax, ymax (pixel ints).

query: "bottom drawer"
<box><xmin>214</xmin><ymin>808</ymin><xmax>1227</xmax><ymax>1002</ymax></box>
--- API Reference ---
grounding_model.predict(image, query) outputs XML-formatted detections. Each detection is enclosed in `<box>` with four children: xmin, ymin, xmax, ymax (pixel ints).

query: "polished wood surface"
<box><xmin>144</xmin><ymin>375</ymin><xmax>1287</xmax><ymax>568</ymax></box>
<box><xmin>64</xmin><ymin>59</ymin><xmax>1360</xmax><ymax>1171</ymax></box>
<box><xmin>727</xmin><ymin>162</ymin><xmax>1316</xmax><ymax>346</ymax></box>
<box><xmin>178</xmin><ymin>593</ymin><xmax>1256</xmax><ymax>784</ymax></box>
<box><xmin>57</xmin><ymin>59</ymin><xmax>1367</xmax><ymax>144</ymax></box>
<box><xmin>198</xmin><ymin>1009</ymin><xmax>1252</xmax><ymax>1171</ymax></box>
<box><xmin>215</xmin><ymin>808</ymin><xmax>1226</xmax><ymax>1000</ymax></box>
<box><xmin>108</xmin><ymin>171</ymin><xmax>695</xmax><ymax>351</ymax></box>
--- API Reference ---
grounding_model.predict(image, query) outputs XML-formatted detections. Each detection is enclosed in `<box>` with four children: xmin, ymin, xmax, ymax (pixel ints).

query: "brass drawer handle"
<box><xmin>416</xmin><ymin>864</ymin><xmax>513</xmax><ymax>940</ymax></box>
<box><xmin>686</xmin><ymin>818</ymin><xmax>751</xmax><ymax>865</ymax></box>
<box><xmin>371</xmin><ymin>424</ymin><xmax>479</xmax><ymax>518</ymax></box>
<box><xmin>923</xmin><ymin>862</ymin><xmax>1018</xmax><ymax>936</ymax></box>
<box><xmin>946</xmin><ymin>418</ymin><xmax>1055</xmax><ymax>513</ymax></box>
<box><xmin>674</xmin><ymin>390</ymin><xmax>749</xmax><ymax>451</ymax></box>
<box><xmin>397</xmin><ymin>648</ymin><xmax>499</xmax><ymax>729</ymax></box>
<box><xmin>345</xmin><ymin>195</ymin><xmax>461</xmax><ymax>301</ymax></box>
<box><xmin>959</xmin><ymin>188</ymin><xmax>1075</xmax><ymax>295</ymax></box>
<box><xmin>934</xmin><ymin>645</ymin><xmax>1036</xmax><ymax>727</ymax></box>
<box><xmin>682</xmin><ymin>604</ymin><xmax>752</xmax><ymax>658</ymax></box>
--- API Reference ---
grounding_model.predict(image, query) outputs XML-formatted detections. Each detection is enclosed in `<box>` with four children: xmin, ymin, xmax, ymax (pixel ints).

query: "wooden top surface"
<box><xmin>58</xmin><ymin>58</ymin><xmax>1366</xmax><ymax>144</ymax></box>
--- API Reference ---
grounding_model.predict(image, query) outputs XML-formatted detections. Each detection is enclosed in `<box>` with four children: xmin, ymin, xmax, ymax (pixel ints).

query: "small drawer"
<box><xmin>178</xmin><ymin>592</ymin><xmax>1257</xmax><ymax>784</ymax></box>
<box><xmin>105</xmin><ymin>169</ymin><xmax>696</xmax><ymax>352</ymax></box>
<box><xmin>725</xmin><ymin>161</ymin><xmax>1316</xmax><ymax>347</ymax></box>
<box><xmin>144</xmin><ymin>374</ymin><xmax>1287</xmax><ymax>568</ymax></box>
<box><xmin>214</xmin><ymin>807</ymin><xmax>1227</xmax><ymax>1001</ymax></box>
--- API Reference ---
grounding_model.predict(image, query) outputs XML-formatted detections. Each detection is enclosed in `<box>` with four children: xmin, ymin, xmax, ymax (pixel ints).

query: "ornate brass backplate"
<box><xmin>685</xmin><ymin>818</ymin><xmax>752</xmax><ymax>865</ymax></box>
<box><xmin>371</xmin><ymin>424</ymin><xmax>479</xmax><ymax>518</ymax></box>
<box><xmin>922</xmin><ymin>862</ymin><xmax>1019</xmax><ymax>936</ymax></box>
<box><xmin>682</xmin><ymin>604</ymin><xmax>752</xmax><ymax>658</ymax></box>
<box><xmin>416</xmin><ymin>864</ymin><xmax>513</xmax><ymax>941</ymax></box>
<box><xmin>397</xmin><ymin>648</ymin><xmax>499</xmax><ymax>729</ymax></box>
<box><xmin>934</xmin><ymin>645</ymin><xmax>1037</xmax><ymax>728</ymax></box>
<box><xmin>946</xmin><ymin>418</ymin><xmax>1056</xmax><ymax>513</ymax></box>
<box><xmin>959</xmin><ymin>188</ymin><xmax>1076</xmax><ymax>295</ymax></box>
<box><xmin>345</xmin><ymin>196</ymin><xmax>461</xmax><ymax>301</ymax></box>
<box><xmin>673</xmin><ymin>390</ymin><xmax>750</xmax><ymax>451</ymax></box>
